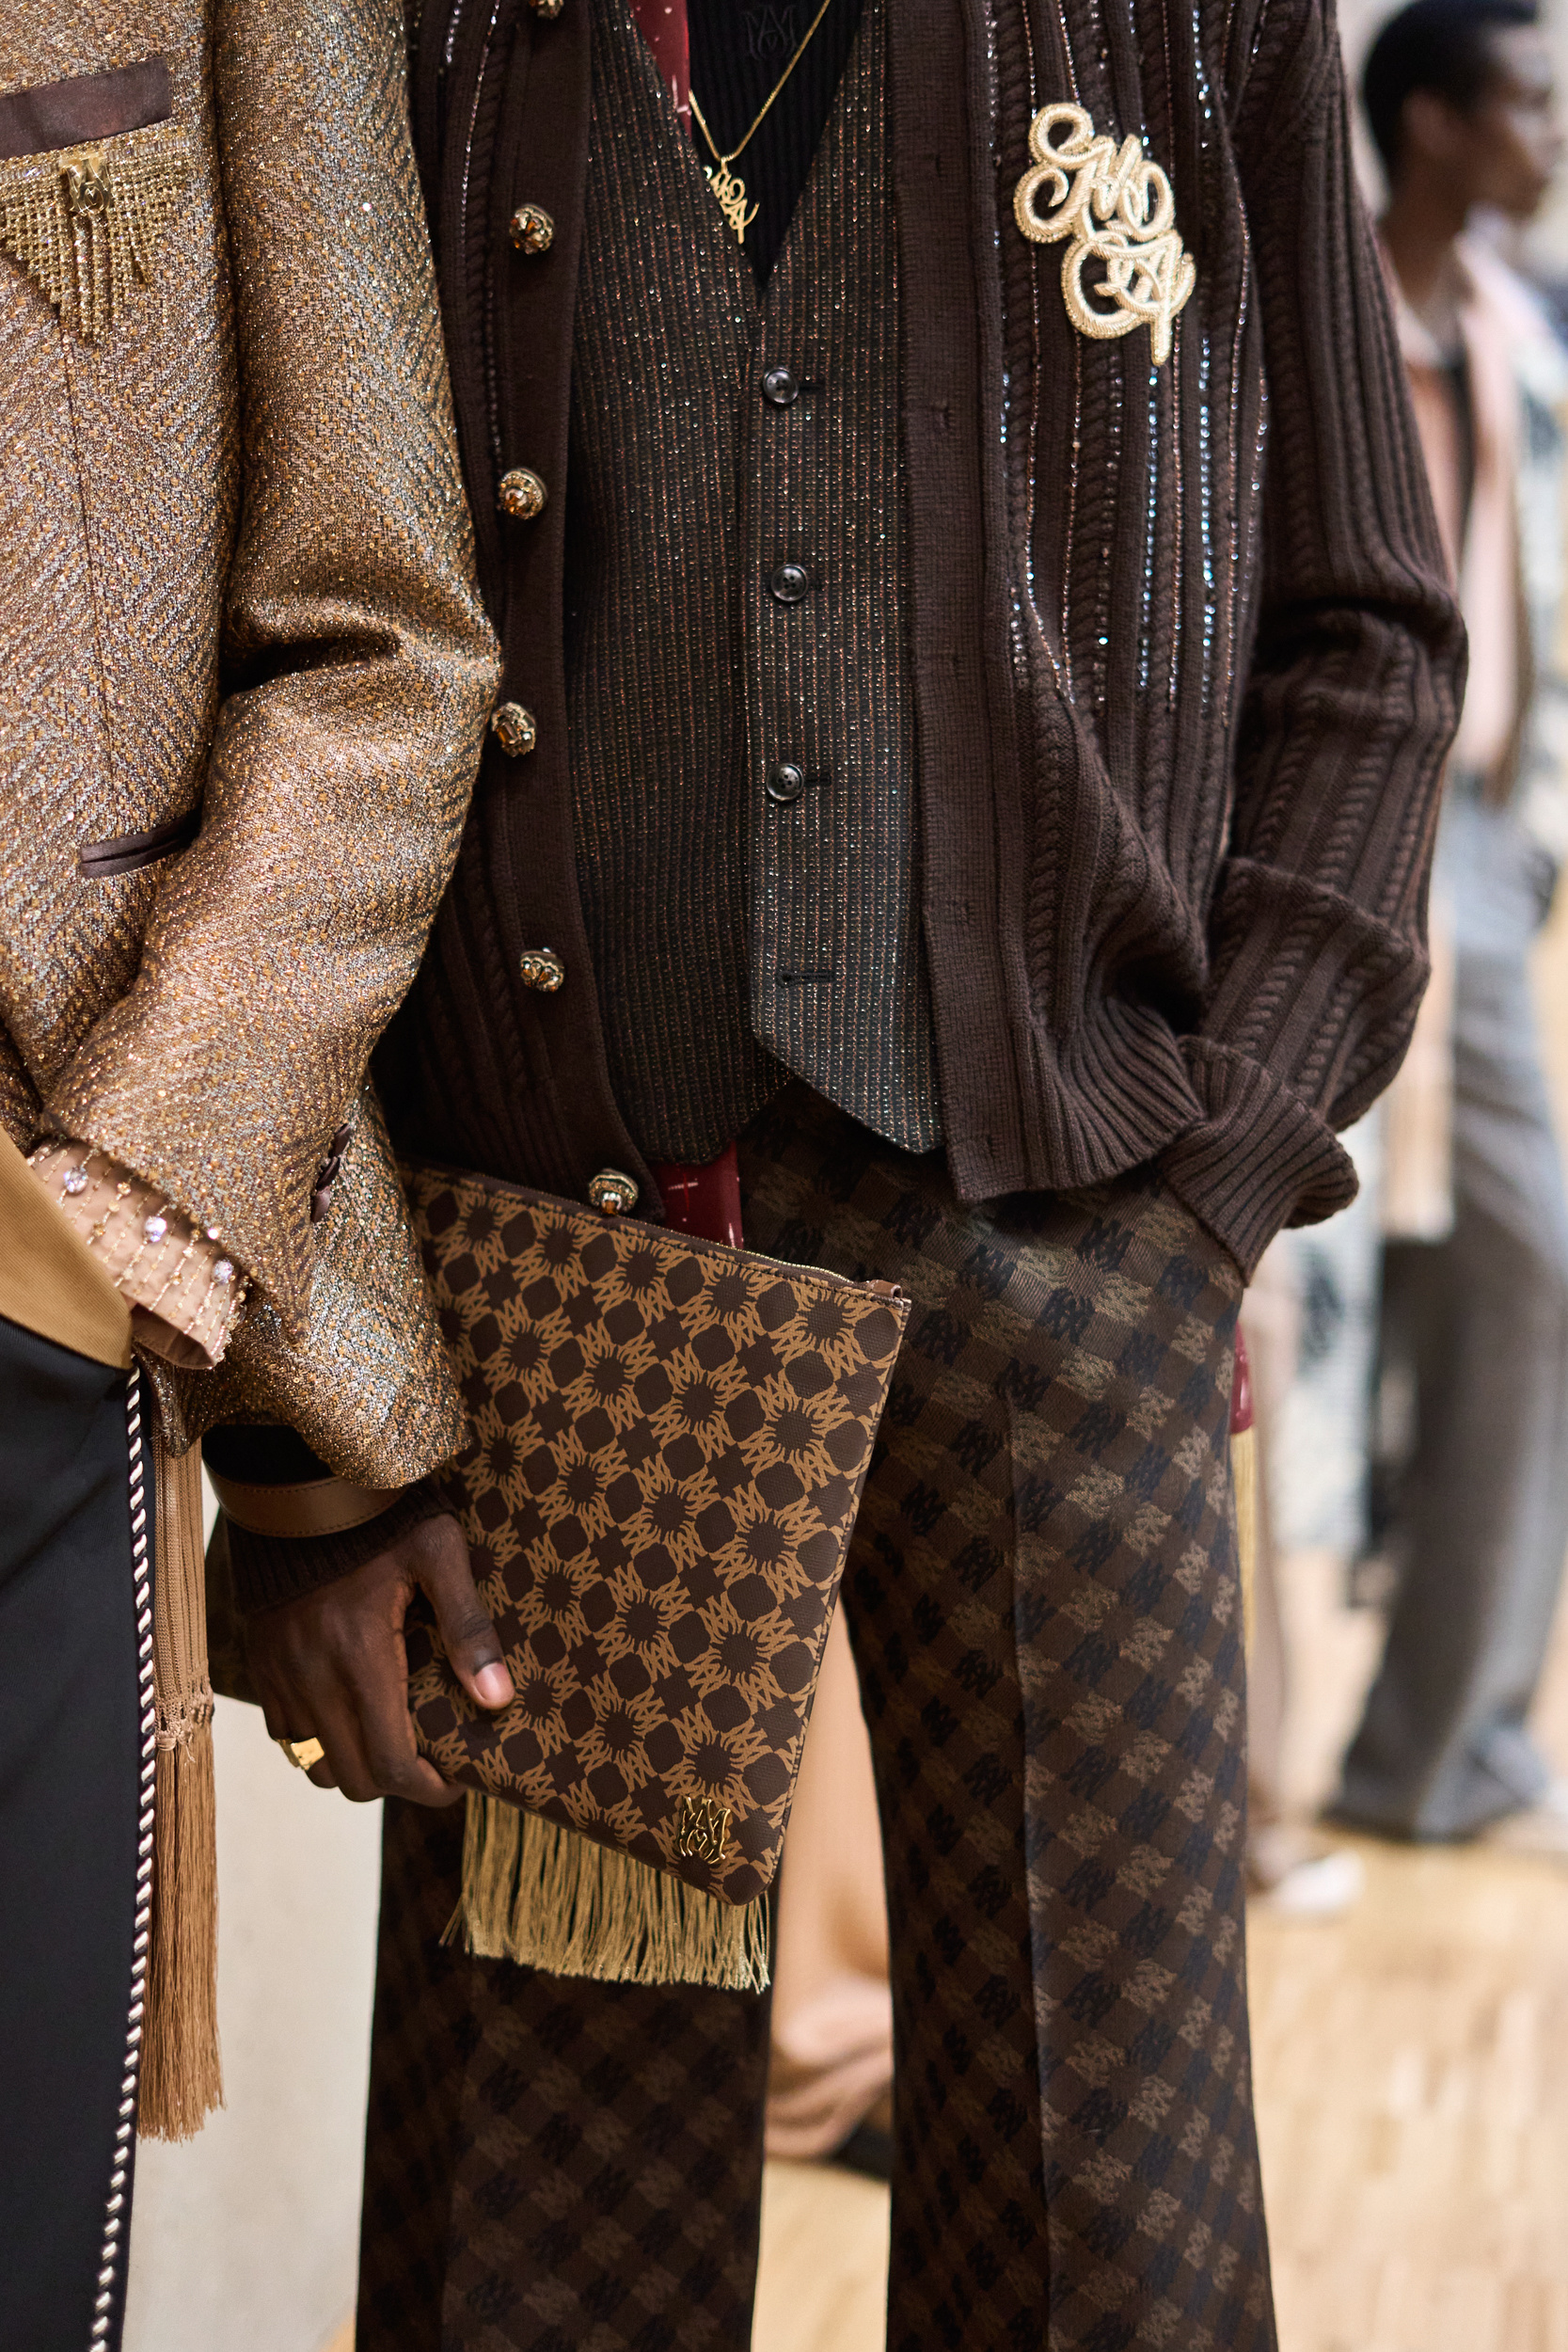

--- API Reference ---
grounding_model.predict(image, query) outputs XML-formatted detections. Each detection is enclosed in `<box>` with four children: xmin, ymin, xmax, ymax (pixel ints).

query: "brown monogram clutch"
<box><xmin>401</xmin><ymin>1161</ymin><xmax>909</xmax><ymax>1989</ymax></box>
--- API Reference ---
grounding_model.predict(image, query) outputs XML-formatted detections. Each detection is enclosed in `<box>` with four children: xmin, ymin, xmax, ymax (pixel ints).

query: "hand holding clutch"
<box><xmin>244</xmin><ymin>1512</ymin><xmax>514</xmax><ymax>1806</ymax></box>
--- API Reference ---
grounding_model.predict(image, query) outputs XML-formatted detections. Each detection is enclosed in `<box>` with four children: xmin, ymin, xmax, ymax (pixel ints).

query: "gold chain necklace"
<box><xmin>688</xmin><ymin>0</ymin><xmax>836</xmax><ymax>244</ymax></box>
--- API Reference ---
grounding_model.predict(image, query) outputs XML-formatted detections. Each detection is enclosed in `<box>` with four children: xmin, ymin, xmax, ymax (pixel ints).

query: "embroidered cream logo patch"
<box><xmin>1014</xmin><ymin>102</ymin><xmax>1195</xmax><ymax>367</ymax></box>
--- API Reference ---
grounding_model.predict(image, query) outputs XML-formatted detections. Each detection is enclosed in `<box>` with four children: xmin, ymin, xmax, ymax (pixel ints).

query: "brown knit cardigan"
<box><xmin>384</xmin><ymin>0</ymin><xmax>1464</xmax><ymax>1282</ymax></box>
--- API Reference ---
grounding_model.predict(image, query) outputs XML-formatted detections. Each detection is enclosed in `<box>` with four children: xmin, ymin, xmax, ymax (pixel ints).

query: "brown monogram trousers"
<box><xmin>357</xmin><ymin>1088</ymin><xmax>1275</xmax><ymax>2352</ymax></box>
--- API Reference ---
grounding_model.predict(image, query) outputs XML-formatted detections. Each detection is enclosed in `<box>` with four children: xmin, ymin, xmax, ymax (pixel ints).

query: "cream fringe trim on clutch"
<box><xmin>448</xmin><ymin>1794</ymin><xmax>771</xmax><ymax>1994</ymax></box>
<box><xmin>139</xmin><ymin>1433</ymin><xmax>224</xmax><ymax>2141</ymax></box>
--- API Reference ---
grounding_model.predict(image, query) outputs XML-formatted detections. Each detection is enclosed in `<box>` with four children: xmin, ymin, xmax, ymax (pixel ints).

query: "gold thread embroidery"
<box><xmin>1013</xmin><ymin>102</ymin><xmax>1195</xmax><ymax>367</ymax></box>
<box><xmin>0</xmin><ymin>123</ymin><xmax>193</xmax><ymax>347</ymax></box>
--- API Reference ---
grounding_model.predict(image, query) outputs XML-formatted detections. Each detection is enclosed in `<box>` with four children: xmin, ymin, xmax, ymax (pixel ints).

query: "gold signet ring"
<box><xmin>278</xmin><ymin>1736</ymin><xmax>325</xmax><ymax>1772</ymax></box>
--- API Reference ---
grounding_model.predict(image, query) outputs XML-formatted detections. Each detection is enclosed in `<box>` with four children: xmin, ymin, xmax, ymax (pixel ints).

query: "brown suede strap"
<box><xmin>0</xmin><ymin>56</ymin><xmax>172</xmax><ymax>161</ymax></box>
<box><xmin>207</xmin><ymin>1470</ymin><xmax>398</xmax><ymax>1539</ymax></box>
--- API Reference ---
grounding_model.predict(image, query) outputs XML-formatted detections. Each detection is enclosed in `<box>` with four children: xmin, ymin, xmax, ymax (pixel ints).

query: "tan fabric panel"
<box><xmin>0</xmin><ymin>1125</ymin><xmax>130</xmax><ymax>1367</ymax></box>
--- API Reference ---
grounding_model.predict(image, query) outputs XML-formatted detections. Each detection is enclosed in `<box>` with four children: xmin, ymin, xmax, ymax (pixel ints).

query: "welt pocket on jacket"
<box><xmin>0</xmin><ymin>56</ymin><xmax>172</xmax><ymax>162</ymax></box>
<box><xmin>80</xmin><ymin>804</ymin><xmax>200</xmax><ymax>878</ymax></box>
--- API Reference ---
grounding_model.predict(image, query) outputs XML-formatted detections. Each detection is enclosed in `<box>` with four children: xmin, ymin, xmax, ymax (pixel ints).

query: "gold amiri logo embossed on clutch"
<box><xmin>1014</xmin><ymin>102</ymin><xmax>1195</xmax><ymax>366</ymax></box>
<box><xmin>673</xmin><ymin>1797</ymin><xmax>733</xmax><ymax>1866</ymax></box>
<box><xmin>0</xmin><ymin>123</ymin><xmax>192</xmax><ymax>346</ymax></box>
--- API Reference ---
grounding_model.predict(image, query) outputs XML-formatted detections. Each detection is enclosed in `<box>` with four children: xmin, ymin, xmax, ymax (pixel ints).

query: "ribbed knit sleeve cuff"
<box><xmin>1157</xmin><ymin>1040</ymin><xmax>1359</xmax><ymax>1280</ymax></box>
<box><xmin>224</xmin><ymin>1477</ymin><xmax>451</xmax><ymax>1616</ymax></box>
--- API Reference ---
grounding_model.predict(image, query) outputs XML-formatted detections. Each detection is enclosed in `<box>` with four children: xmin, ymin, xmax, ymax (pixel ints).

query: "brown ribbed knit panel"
<box><xmin>567</xmin><ymin>0</ymin><xmax>938</xmax><ymax>1162</ymax></box>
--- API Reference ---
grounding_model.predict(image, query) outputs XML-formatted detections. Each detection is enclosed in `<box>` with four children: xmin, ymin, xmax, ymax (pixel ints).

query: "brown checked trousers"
<box><xmin>357</xmin><ymin>1085</ymin><xmax>1274</xmax><ymax>2352</ymax></box>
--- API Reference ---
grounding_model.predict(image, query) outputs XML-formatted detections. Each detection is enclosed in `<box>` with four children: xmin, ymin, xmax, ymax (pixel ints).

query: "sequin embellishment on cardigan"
<box><xmin>1014</xmin><ymin>102</ymin><xmax>1195</xmax><ymax>366</ymax></box>
<box><xmin>0</xmin><ymin>123</ymin><xmax>192</xmax><ymax>345</ymax></box>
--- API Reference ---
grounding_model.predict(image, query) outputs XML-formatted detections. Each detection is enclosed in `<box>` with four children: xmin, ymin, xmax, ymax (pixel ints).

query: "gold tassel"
<box><xmin>138</xmin><ymin>1434</ymin><xmax>224</xmax><ymax>2140</ymax></box>
<box><xmin>448</xmin><ymin>1794</ymin><xmax>771</xmax><ymax>1994</ymax></box>
<box><xmin>1233</xmin><ymin>1422</ymin><xmax>1259</xmax><ymax>1653</ymax></box>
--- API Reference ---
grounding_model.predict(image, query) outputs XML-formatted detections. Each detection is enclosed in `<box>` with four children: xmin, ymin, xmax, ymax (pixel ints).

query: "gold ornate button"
<box><xmin>510</xmin><ymin>204</ymin><xmax>555</xmax><ymax>254</ymax></box>
<box><xmin>530</xmin><ymin>0</ymin><xmax>564</xmax><ymax>17</ymax></box>
<box><xmin>520</xmin><ymin>947</ymin><xmax>565</xmax><ymax>992</ymax></box>
<box><xmin>499</xmin><ymin>467</ymin><xmax>547</xmax><ymax>522</ymax></box>
<box><xmin>491</xmin><ymin>702</ymin><xmax>537</xmax><ymax>757</ymax></box>
<box><xmin>588</xmin><ymin>1169</ymin><xmax>638</xmax><ymax>1216</ymax></box>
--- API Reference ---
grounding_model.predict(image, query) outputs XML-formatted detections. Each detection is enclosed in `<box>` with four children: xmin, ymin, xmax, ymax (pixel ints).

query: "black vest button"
<box><xmin>762</xmin><ymin>366</ymin><xmax>800</xmax><ymax>407</ymax></box>
<box><xmin>766</xmin><ymin>762</ymin><xmax>807</xmax><ymax>804</ymax></box>
<box><xmin>768</xmin><ymin>562</ymin><xmax>812</xmax><ymax>605</ymax></box>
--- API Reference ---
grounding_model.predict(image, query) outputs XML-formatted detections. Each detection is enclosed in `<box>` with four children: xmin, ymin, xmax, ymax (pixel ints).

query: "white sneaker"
<box><xmin>1250</xmin><ymin>1848</ymin><xmax>1366</xmax><ymax>1920</ymax></box>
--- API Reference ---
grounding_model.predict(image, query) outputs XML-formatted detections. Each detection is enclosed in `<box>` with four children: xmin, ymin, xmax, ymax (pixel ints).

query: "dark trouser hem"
<box><xmin>0</xmin><ymin>1316</ymin><xmax>148</xmax><ymax>2352</ymax></box>
<box><xmin>357</xmin><ymin>1087</ymin><xmax>1275</xmax><ymax>2351</ymax></box>
<box><xmin>1332</xmin><ymin>1717</ymin><xmax>1553</xmax><ymax>1844</ymax></box>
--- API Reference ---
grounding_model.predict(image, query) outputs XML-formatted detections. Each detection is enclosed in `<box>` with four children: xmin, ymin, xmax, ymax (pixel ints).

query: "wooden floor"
<box><xmin>754</xmin><ymin>2163</ymin><xmax>892</xmax><ymax>2352</ymax></box>
<box><xmin>1255</xmin><ymin>1832</ymin><xmax>1568</xmax><ymax>2352</ymax></box>
<box><xmin>1252</xmin><ymin>1550</ymin><xmax>1568</xmax><ymax>2352</ymax></box>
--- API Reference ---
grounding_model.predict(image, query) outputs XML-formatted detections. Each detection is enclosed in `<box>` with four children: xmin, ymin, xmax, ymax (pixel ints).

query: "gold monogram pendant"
<box><xmin>1014</xmin><ymin>102</ymin><xmax>1195</xmax><ymax>367</ymax></box>
<box><xmin>704</xmin><ymin>157</ymin><xmax>759</xmax><ymax>245</ymax></box>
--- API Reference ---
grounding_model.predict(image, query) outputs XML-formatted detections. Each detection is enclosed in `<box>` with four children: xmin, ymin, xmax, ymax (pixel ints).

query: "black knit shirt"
<box><xmin>686</xmin><ymin>0</ymin><xmax>865</xmax><ymax>278</ymax></box>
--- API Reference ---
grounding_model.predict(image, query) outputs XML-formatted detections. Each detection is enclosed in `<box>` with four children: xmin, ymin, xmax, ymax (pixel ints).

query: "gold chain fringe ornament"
<box><xmin>0</xmin><ymin>124</ymin><xmax>192</xmax><ymax>347</ymax></box>
<box><xmin>1014</xmin><ymin>102</ymin><xmax>1195</xmax><ymax>366</ymax></box>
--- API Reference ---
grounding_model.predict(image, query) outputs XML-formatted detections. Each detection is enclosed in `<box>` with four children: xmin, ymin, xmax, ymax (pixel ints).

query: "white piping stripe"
<box><xmin>89</xmin><ymin>1371</ymin><xmax>157</xmax><ymax>2351</ymax></box>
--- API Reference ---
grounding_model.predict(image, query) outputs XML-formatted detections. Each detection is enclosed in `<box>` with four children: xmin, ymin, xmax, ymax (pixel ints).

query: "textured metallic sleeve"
<box><xmin>44</xmin><ymin>0</ymin><xmax>500</xmax><ymax>1480</ymax></box>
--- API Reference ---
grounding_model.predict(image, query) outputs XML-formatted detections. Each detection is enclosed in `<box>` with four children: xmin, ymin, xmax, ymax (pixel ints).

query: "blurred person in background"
<box><xmin>1334</xmin><ymin>0</ymin><xmax>1568</xmax><ymax>1852</ymax></box>
<box><xmin>1242</xmin><ymin>1238</ymin><xmax>1372</xmax><ymax>1914</ymax></box>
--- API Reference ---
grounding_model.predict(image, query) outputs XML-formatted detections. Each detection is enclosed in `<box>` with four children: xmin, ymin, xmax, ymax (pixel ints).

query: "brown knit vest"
<box><xmin>565</xmin><ymin>0</ymin><xmax>939</xmax><ymax>1164</ymax></box>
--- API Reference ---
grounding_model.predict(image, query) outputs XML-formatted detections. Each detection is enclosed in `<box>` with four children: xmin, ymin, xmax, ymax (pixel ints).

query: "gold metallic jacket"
<box><xmin>0</xmin><ymin>0</ymin><xmax>501</xmax><ymax>1482</ymax></box>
